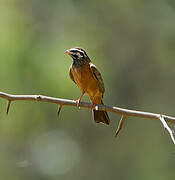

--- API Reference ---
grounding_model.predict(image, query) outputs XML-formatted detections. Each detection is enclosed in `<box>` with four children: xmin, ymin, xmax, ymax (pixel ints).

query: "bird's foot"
<box><xmin>90</xmin><ymin>102</ymin><xmax>95</xmax><ymax>110</ymax></box>
<box><xmin>75</xmin><ymin>99</ymin><xmax>81</xmax><ymax>109</ymax></box>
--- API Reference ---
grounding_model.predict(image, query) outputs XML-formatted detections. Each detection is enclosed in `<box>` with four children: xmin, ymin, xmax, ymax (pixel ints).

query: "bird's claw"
<box><xmin>90</xmin><ymin>102</ymin><xmax>95</xmax><ymax>110</ymax></box>
<box><xmin>75</xmin><ymin>99</ymin><xmax>81</xmax><ymax>109</ymax></box>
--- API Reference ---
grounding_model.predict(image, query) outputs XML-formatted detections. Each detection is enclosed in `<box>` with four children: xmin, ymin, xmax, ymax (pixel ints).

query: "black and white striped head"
<box><xmin>64</xmin><ymin>47</ymin><xmax>89</xmax><ymax>61</ymax></box>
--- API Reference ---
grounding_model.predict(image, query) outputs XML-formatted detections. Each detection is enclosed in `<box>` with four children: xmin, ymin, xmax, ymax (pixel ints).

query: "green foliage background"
<box><xmin>0</xmin><ymin>0</ymin><xmax>175</xmax><ymax>179</ymax></box>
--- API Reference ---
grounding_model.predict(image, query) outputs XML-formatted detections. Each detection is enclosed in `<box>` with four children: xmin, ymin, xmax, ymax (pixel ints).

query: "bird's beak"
<box><xmin>64</xmin><ymin>49</ymin><xmax>71</xmax><ymax>55</ymax></box>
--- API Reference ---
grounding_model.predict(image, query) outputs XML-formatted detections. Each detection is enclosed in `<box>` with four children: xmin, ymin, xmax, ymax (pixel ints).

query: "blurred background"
<box><xmin>0</xmin><ymin>0</ymin><xmax>175</xmax><ymax>179</ymax></box>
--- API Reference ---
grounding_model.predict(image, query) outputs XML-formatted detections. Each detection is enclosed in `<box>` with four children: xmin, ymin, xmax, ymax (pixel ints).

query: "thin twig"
<box><xmin>0</xmin><ymin>92</ymin><xmax>175</xmax><ymax>124</ymax></box>
<box><xmin>115</xmin><ymin>115</ymin><xmax>126</xmax><ymax>137</ymax></box>
<box><xmin>159</xmin><ymin>115</ymin><xmax>175</xmax><ymax>144</ymax></box>
<box><xmin>0</xmin><ymin>91</ymin><xmax>175</xmax><ymax>144</ymax></box>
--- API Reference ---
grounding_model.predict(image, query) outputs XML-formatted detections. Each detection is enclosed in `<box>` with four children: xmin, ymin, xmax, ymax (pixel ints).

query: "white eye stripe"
<box><xmin>70</xmin><ymin>48</ymin><xmax>84</xmax><ymax>54</ymax></box>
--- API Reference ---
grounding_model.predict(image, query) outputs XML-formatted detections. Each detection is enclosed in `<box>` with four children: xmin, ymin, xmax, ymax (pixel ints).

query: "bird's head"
<box><xmin>64</xmin><ymin>47</ymin><xmax>89</xmax><ymax>62</ymax></box>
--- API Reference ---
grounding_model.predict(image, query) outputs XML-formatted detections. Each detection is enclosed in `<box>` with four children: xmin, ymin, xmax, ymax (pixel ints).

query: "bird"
<box><xmin>64</xmin><ymin>47</ymin><xmax>110</xmax><ymax>125</ymax></box>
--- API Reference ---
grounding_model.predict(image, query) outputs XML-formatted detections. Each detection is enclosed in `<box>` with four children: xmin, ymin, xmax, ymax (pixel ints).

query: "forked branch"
<box><xmin>0</xmin><ymin>91</ymin><xmax>175</xmax><ymax>144</ymax></box>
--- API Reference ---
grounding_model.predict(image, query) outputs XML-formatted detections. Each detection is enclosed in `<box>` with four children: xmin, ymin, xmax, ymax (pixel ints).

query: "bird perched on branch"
<box><xmin>64</xmin><ymin>47</ymin><xmax>110</xmax><ymax>125</ymax></box>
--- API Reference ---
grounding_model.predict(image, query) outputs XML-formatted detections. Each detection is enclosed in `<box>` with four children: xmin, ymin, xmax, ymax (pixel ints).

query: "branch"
<box><xmin>0</xmin><ymin>91</ymin><xmax>175</xmax><ymax>144</ymax></box>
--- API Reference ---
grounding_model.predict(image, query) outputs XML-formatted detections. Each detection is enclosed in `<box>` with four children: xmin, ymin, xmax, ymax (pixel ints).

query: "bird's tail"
<box><xmin>92</xmin><ymin>101</ymin><xmax>110</xmax><ymax>125</ymax></box>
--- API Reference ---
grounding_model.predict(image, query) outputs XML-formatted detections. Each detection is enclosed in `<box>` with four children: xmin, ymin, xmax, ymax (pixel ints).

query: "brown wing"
<box><xmin>69</xmin><ymin>66</ymin><xmax>76</xmax><ymax>84</ymax></box>
<box><xmin>90</xmin><ymin>63</ymin><xmax>105</xmax><ymax>95</ymax></box>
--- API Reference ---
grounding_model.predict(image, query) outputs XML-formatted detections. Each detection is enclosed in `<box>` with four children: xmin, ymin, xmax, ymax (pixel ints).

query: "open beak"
<box><xmin>64</xmin><ymin>49</ymin><xmax>71</xmax><ymax>55</ymax></box>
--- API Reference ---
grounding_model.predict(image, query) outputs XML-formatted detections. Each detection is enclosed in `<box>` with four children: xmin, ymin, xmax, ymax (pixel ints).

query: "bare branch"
<box><xmin>0</xmin><ymin>91</ymin><xmax>175</xmax><ymax>123</ymax></box>
<box><xmin>115</xmin><ymin>115</ymin><xmax>126</xmax><ymax>137</ymax></box>
<box><xmin>0</xmin><ymin>91</ymin><xmax>175</xmax><ymax>144</ymax></box>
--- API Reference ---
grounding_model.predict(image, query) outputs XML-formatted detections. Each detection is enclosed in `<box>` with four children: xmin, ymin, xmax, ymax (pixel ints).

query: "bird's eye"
<box><xmin>79</xmin><ymin>52</ymin><xmax>84</xmax><ymax>58</ymax></box>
